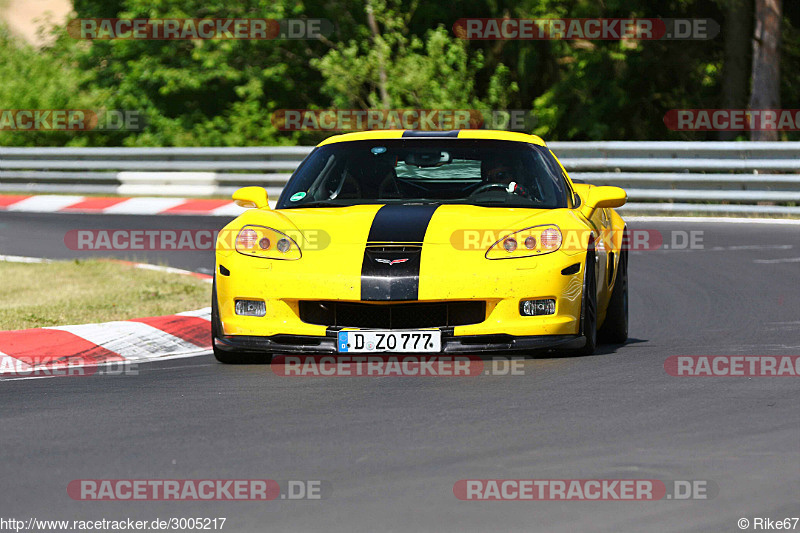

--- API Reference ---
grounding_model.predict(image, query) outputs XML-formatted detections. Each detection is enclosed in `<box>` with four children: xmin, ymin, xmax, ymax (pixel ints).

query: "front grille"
<box><xmin>299</xmin><ymin>301</ymin><xmax>486</xmax><ymax>329</ymax></box>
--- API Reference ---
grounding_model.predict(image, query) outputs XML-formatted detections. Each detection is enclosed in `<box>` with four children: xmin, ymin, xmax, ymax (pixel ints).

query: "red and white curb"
<box><xmin>0</xmin><ymin>308</ymin><xmax>213</xmax><ymax>378</ymax></box>
<box><xmin>0</xmin><ymin>194</ymin><xmax>255</xmax><ymax>216</ymax></box>
<box><xmin>0</xmin><ymin>256</ymin><xmax>215</xmax><ymax>378</ymax></box>
<box><xmin>3</xmin><ymin>195</ymin><xmax>798</xmax><ymax>222</ymax></box>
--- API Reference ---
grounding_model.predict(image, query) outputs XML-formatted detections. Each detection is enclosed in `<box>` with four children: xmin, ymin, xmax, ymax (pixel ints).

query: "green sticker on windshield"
<box><xmin>290</xmin><ymin>192</ymin><xmax>307</xmax><ymax>202</ymax></box>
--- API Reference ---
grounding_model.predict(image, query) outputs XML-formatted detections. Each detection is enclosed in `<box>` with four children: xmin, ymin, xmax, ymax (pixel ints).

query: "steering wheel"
<box><xmin>471</xmin><ymin>182</ymin><xmax>510</xmax><ymax>196</ymax></box>
<box><xmin>470</xmin><ymin>182</ymin><xmax>534</xmax><ymax>199</ymax></box>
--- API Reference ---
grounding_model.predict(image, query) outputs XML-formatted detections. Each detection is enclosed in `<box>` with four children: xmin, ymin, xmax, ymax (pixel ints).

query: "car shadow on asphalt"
<box><xmin>529</xmin><ymin>337</ymin><xmax>649</xmax><ymax>359</ymax></box>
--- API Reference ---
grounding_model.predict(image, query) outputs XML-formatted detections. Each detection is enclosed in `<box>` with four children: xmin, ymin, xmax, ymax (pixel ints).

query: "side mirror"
<box><xmin>580</xmin><ymin>186</ymin><xmax>627</xmax><ymax>219</ymax></box>
<box><xmin>233</xmin><ymin>187</ymin><xmax>270</xmax><ymax>209</ymax></box>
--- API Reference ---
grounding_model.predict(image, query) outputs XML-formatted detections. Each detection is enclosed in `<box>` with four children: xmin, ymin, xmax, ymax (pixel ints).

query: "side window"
<box><xmin>545</xmin><ymin>148</ymin><xmax>578</xmax><ymax>208</ymax></box>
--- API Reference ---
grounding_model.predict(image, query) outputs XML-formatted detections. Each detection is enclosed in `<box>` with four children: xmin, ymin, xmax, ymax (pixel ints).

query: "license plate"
<box><xmin>337</xmin><ymin>330</ymin><xmax>441</xmax><ymax>353</ymax></box>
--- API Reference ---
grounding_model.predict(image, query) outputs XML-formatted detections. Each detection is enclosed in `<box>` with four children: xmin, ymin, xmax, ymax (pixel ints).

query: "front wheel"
<box><xmin>599</xmin><ymin>247</ymin><xmax>628</xmax><ymax>344</ymax></box>
<box><xmin>570</xmin><ymin>250</ymin><xmax>597</xmax><ymax>357</ymax></box>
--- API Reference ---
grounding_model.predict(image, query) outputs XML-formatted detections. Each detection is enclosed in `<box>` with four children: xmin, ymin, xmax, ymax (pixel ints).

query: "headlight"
<box><xmin>235</xmin><ymin>225</ymin><xmax>302</xmax><ymax>260</ymax></box>
<box><xmin>485</xmin><ymin>225</ymin><xmax>562</xmax><ymax>260</ymax></box>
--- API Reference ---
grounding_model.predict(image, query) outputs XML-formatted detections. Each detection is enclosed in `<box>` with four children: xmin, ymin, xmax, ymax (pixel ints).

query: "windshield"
<box><xmin>276</xmin><ymin>139</ymin><xmax>570</xmax><ymax>209</ymax></box>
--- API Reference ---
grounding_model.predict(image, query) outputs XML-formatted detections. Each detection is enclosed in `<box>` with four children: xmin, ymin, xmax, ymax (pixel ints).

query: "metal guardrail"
<box><xmin>1</xmin><ymin>142</ymin><xmax>799</xmax><ymax>215</ymax></box>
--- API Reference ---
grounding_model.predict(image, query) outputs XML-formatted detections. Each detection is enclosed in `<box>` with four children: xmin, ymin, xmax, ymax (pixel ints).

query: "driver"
<box><xmin>486</xmin><ymin>165</ymin><xmax>516</xmax><ymax>187</ymax></box>
<box><xmin>481</xmin><ymin>158</ymin><xmax>522</xmax><ymax>193</ymax></box>
<box><xmin>478</xmin><ymin>157</ymin><xmax>535</xmax><ymax>199</ymax></box>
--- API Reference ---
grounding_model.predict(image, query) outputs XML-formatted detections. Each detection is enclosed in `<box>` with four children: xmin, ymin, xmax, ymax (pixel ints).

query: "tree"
<box><xmin>720</xmin><ymin>0</ymin><xmax>753</xmax><ymax>140</ymax></box>
<box><xmin>0</xmin><ymin>23</ymin><xmax>108</xmax><ymax>147</ymax></box>
<box><xmin>2</xmin><ymin>0</ymin><xmax>798</xmax><ymax>146</ymax></box>
<box><xmin>748</xmin><ymin>0</ymin><xmax>782</xmax><ymax>141</ymax></box>
<box><xmin>67</xmin><ymin>0</ymin><xmax>367</xmax><ymax>146</ymax></box>
<box><xmin>311</xmin><ymin>0</ymin><xmax>518</xmax><ymax>113</ymax></box>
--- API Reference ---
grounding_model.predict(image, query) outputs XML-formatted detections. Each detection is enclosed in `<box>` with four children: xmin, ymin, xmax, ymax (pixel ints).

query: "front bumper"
<box><xmin>213</xmin><ymin>329</ymin><xmax>585</xmax><ymax>355</ymax></box>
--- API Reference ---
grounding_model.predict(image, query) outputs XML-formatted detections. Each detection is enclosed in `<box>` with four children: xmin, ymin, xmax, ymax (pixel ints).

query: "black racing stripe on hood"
<box><xmin>361</xmin><ymin>204</ymin><xmax>439</xmax><ymax>301</ymax></box>
<box><xmin>366</xmin><ymin>204</ymin><xmax>439</xmax><ymax>243</ymax></box>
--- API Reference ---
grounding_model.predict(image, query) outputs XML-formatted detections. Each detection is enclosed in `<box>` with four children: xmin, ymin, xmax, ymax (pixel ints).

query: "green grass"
<box><xmin>0</xmin><ymin>259</ymin><xmax>210</xmax><ymax>330</ymax></box>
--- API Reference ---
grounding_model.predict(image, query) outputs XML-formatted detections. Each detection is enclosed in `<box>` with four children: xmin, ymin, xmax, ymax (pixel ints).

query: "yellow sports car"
<box><xmin>212</xmin><ymin>130</ymin><xmax>628</xmax><ymax>363</ymax></box>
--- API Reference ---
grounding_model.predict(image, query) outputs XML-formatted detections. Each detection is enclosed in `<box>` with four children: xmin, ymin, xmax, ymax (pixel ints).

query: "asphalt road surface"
<box><xmin>1</xmin><ymin>211</ymin><xmax>798</xmax><ymax>533</ymax></box>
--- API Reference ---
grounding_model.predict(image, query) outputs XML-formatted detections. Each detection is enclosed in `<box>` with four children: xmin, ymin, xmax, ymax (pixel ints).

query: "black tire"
<box><xmin>599</xmin><ymin>247</ymin><xmax>629</xmax><ymax>345</ymax></box>
<box><xmin>571</xmin><ymin>249</ymin><xmax>597</xmax><ymax>357</ymax></box>
<box><xmin>211</xmin><ymin>279</ymin><xmax>272</xmax><ymax>364</ymax></box>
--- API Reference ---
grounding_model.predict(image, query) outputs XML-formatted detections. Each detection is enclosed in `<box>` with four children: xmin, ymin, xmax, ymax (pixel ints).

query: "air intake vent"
<box><xmin>299</xmin><ymin>301</ymin><xmax>486</xmax><ymax>329</ymax></box>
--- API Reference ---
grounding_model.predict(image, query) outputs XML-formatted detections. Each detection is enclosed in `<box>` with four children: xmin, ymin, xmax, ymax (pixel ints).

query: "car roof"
<box><xmin>317</xmin><ymin>129</ymin><xmax>548</xmax><ymax>147</ymax></box>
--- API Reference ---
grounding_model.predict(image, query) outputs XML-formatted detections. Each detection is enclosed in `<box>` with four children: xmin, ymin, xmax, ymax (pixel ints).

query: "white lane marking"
<box><xmin>210</xmin><ymin>203</ymin><xmax>249</xmax><ymax>216</ymax></box>
<box><xmin>211</xmin><ymin>200</ymin><xmax>276</xmax><ymax>215</ymax></box>
<box><xmin>627</xmin><ymin>216</ymin><xmax>800</xmax><ymax>225</ymax></box>
<box><xmin>0</xmin><ymin>255</ymin><xmax>53</xmax><ymax>263</ymax></box>
<box><xmin>0</xmin><ymin>375</ymin><xmax>61</xmax><ymax>382</ymax></box>
<box><xmin>102</xmin><ymin>197</ymin><xmax>187</xmax><ymax>214</ymax></box>
<box><xmin>632</xmin><ymin>244</ymin><xmax>794</xmax><ymax>255</ymax></box>
<box><xmin>5</xmin><ymin>195</ymin><xmax>85</xmax><ymax>212</ymax></box>
<box><xmin>130</xmin><ymin>262</ymin><xmax>194</xmax><ymax>275</ymax></box>
<box><xmin>130</xmin><ymin>262</ymin><xmax>212</xmax><ymax>282</ymax></box>
<box><xmin>0</xmin><ymin>256</ymin><xmax>211</xmax><ymax>282</ymax></box>
<box><xmin>754</xmin><ymin>257</ymin><xmax>800</xmax><ymax>264</ymax></box>
<box><xmin>176</xmin><ymin>308</ymin><xmax>212</xmax><ymax>321</ymax></box>
<box><xmin>717</xmin><ymin>245</ymin><xmax>792</xmax><ymax>251</ymax></box>
<box><xmin>47</xmin><ymin>321</ymin><xmax>207</xmax><ymax>360</ymax></box>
